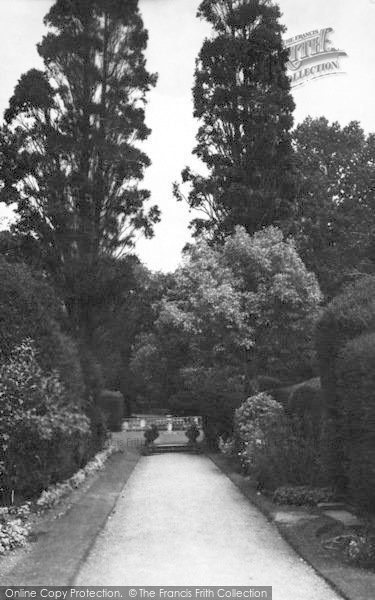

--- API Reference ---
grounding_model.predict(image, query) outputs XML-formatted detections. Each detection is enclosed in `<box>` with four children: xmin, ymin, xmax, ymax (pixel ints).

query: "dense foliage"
<box><xmin>290</xmin><ymin>118</ymin><xmax>375</xmax><ymax>298</ymax></box>
<box><xmin>336</xmin><ymin>333</ymin><xmax>375</xmax><ymax>509</ymax></box>
<box><xmin>91</xmin><ymin>262</ymin><xmax>168</xmax><ymax>412</ymax></box>
<box><xmin>221</xmin><ymin>226</ymin><xmax>322</xmax><ymax>380</ymax></box>
<box><xmin>0</xmin><ymin>0</ymin><xmax>162</xmax><ymax>509</ymax></box>
<box><xmin>185</xmin><ymin>421</ymin><xmax>200</xmax><ymax>444</ymax></box>
<box><xmin>0</xmin><ymin>257</ymin><xmax>84</xmax><ymax>401</ymax></box>
<box><xmin>315</xmin><ymin>275</ymin><xmax>375</xmax><ymax>488</ymax></box>
<box><xmin>132</xmin><ymin>227</ymin><xmax>321</xmax><ymax>442</ymax></box>
<box><xmin>233</xmin><ymin>391</ymin><xmax>326</xmax><ymax>490</ymax></box>
<box><xmin>2</xmin><ymin>0</ymin><xmax>375</xmax><ymax>523</ymax></box>
<box><xmin>0</xmin><ymin>0</ymin><xmax>159</xmax><ymax>337</ymax></box>
<box><xmin>144</xmin><ymin>424</ymin><xmax>159</xmax><ymax>446</ymax></box>
<box><xmin>175</xmin><ymin>0</ymin><xmax>295</xmax><ymax>239</ymax></box>
<box><xmin>286</xmin><ymin>378</ymin><xmax>323</xmax><ymax>442</ymax></box>
<box><xmin>97</xmin><ymin>390</ymin><xmax>124</xmax><ymax>432</ymax></box>
<box><xmin>131</xmin><ymin>235</ymin><xmax>253</xmax><ymax>422</ymax></box>
<box><xmin>0</xmin><ymin>341</ymin><xmax>91</xmax><ymax>498</ymax></box>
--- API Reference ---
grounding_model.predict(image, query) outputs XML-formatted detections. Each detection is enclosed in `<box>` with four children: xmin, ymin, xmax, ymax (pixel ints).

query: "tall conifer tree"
<box><xmin>176</xmin><ymin>0</ymin><xmax>295</xmax><ymax>239</ymax></box>
<box><xmin>0</xmin><ymin>0</ymin><xmax>159</xmax><ymax>335</ymax></box>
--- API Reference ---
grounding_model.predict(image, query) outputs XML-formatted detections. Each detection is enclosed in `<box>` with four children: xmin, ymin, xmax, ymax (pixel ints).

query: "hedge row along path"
<box><xmin>74</xmin><ymin>454</ymin><xmax>343</xmax><ymax>598</ymax></box>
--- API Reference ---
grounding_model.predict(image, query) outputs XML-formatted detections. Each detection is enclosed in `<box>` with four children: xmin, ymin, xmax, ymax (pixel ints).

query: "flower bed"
<box><xmin>0</xmin><ymin>502</ymin><xmax>31</xmax><ymax>554</ymax></box>
<box><xmin>36</xmin><ymin>444</ymin><xmax>116</xmax><ymax>511</ymax></box>
<box><xmin>0</xmin><ymin>443</ymin><xmax>116</xmax><ymax>555</ymax></box>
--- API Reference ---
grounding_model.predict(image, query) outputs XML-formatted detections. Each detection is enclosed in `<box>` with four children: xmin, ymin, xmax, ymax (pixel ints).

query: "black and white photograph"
<box><xmin>0</xmin><ymin>0</ymin><xmax>374</xmax><ymax>597</ymax></box>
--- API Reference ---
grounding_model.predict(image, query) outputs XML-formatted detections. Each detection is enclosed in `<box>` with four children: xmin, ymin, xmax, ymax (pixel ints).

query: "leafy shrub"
<box><xmin>0</xmin><ymin>518</ymin><xmax>29</xmax><ymax>555</ymax></box>
<box><xmin>315</xmin><ymin>275</ymin><xmax>375</xmax><ymax>488</ymax></box>
<box><xmin>144</xmin><ymin>424</ymin><xmax>159</xmax><ymax>446</ymax></box>
<box><xmin>222</xmin><ymin>226</ymin><xmax>322</xmax><ymax>381</ymax></box>
<box><xmin>79</xmin><ymin>345</ymin><xmax>104</xmax><ymax>404</ymax></box>
<box><xmin>234</xmin><ymin>393</ymin><xmax>286</xmax><ymax>486</ymax></box>
<box><xmin>273</xmin><ymin>486</ymin><xmax>335</xmax><ymax>506</ymax></box>
<box><xmin>345</xmin><ymin>531</ymin><xmax>375</xmax><ymax>569</ymax></box>
<box><xmin>0</xmin><ymin>340</ymin><xmax>91</xmax><ymax>497</ymax></box>
<box><xmin>43</xmin><ymin>329</ymin><xmax>84</xmax><ymax>403</ymax></box>
<box><xmin>181</xmin><ymin>367</ymin><xmax>245</xmax><ymax>448</ymax></box>
<box><xmin>218</xmin><ymin>436</ymin><xmax>236</xmax><ymax>456</ymax></box>
<box><xmin>84</xmin><ymin>402</ymin><xmax>108</xmax><ymax>456</ymax></box>
<box><xmin>336</xmin><ymin>332</ymin><xmax>375</xmax><ymax>509</ymax></box>
<box><xmin>235</xmin><ymin>393</ymin><xmax>283</xmax><ymax>446</ymax></box>
<box><xmin>185</xmin><ymin>421</ymin><xmax>200</xmax><ymax>444</ymax></box>
<box><xmin>97</xmin><ymin>390</ymin><xmax>124</xmax><ymax>432</ymax></box>
<box><xmin>0</xmin><ymin>501</ymin><xmax>31</xmax><ymax>558</ymax></box>
<box><xmin>0</xmin><ymin>443</ymin><xmax>115</xmax><ymax>555</ymax></box>
<box><xmin>234</xmin><ymin>392</ymin><xmax>326</xmax><ymax>490</ymax></box>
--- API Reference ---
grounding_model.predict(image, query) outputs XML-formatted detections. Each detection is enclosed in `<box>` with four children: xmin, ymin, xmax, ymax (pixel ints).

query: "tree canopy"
<box><xmin>131</xmin><ymin>226</ymin><xmax>321</xmax><ymax>432</ymax></box>
<box><xmin>175</xmin><ymin>0</ymin><xmax>295</xmax><ymax>240</ymax></box>
<box><xmin>0</xmin><ymin>0</ymin><xmax>159</xmax><ymax>336</ymax></box>
<box><xmin>289</xmin><ymin>117</ymin><xmax>375</xmax><ymax>298</ymax></box>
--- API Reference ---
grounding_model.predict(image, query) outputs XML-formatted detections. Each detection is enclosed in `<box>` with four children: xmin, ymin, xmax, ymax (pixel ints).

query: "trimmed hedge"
<box><xmin>287</xmin><ymin>379</ymin><xmax>323</xmax><ymax>433</ymax></box>
<box><xmin>98</xmin><ymin>390</ymin><xmax>124</xmax><ymax>432</ymax></box>
<box><xmin>315</xmin><ymin>275</ymin><xmax>375</xmax><ymax>488</ymax></box>
<box><xmin>336</xmin><ymin>333</ymin><xmax>375</xmax><ymax>510</ymax></box>
<box><xmin>257</xmin><ymin>375</ymin><xmax>284</xmax><ymax>392</ymax></box>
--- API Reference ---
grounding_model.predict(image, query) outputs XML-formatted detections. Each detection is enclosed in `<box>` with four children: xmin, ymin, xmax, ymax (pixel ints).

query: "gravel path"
<box><xmin>75</xmin><ymin>454</ymin><xmax>343</xmax><ymax>598</ymax></box>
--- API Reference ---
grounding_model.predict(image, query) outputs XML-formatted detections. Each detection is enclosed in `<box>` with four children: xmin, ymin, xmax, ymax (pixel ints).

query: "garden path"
<box><xmin>74</xmin><ymin>453</ymin><xmax>343</xmax><ymax>599</ymax></box>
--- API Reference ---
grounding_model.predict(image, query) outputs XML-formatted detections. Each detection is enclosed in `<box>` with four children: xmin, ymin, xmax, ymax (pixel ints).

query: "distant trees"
<box><xmin>0</xmin><ymin>0</ymin><xmax>159</xmax><ymax>337</ymax></box>
<box><xmin>175</xmin><ymin>0</ymin><xmax>295</xmax><ymax>240</ymax></box>
<box><xmin>91</xmin><ymin>262</ymin><xmax>169</xmax><ymax>412</ymax></box>
<box><xmin>177</xmin><ymin>1</ymin><xmax>375</xmax><ymax>303</ymax></box>
<box><xmin>289</xmin><ymin>117</ymin><xmax>375</xmax><ymax>298</ymax></box>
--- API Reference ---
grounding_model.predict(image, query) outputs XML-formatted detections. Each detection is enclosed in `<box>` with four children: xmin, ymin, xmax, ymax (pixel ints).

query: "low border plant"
<box><xmin>273</xmin><ymin>485</ymin><xmax>336</xmax><ymax>507</ymax></box>
<box><xmin>0</xmin><ymin>443</ymin><xmax>116</xmax><ymax>556</ymax></box>
<box><xmin>0</xmin><ymin>502</ymin><xmax>31</xmax><ymax>555</ymax></box>
<box><xmin>36</xmin><ymin>443</ymin><xmax>116</xmax><ymax>511</ymax></box>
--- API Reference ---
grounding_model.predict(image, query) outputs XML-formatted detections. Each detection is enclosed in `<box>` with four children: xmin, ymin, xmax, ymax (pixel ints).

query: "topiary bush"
<box><xmin>185</xmin><ymin>421</ymin><xmax>200</xmax><ymax>444</ymax></box>
<box><xmin>315</xmin><ymin>275</ymin><xmax>375</xmax><ymax>489</ymax></box>
<box><xmin>287</xmin><ymin>379</ymin><xmax>324</xmax><ymax>440</ymax></box>
<box><xmin>144</xmin><ymin>424</ymin><xmax>159</xmax><ymax>446</ymax></box>
<box><xmin>336</xmin><ymin>332</ymin><xmax>375</xmax><ymax>510</ymax></box>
